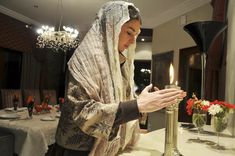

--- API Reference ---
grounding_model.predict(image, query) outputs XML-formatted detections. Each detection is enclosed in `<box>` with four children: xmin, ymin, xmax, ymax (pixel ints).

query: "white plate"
<box><xmin>0</xmin><ymin>114</ymin><xmax>20</xmax><ymax>119</ymax></box>
<box><xmin>55</xmin><ymin>112</ymin><xmax>61</xmax><ymax>118</ymax></box>
<box><xmin>4</xmin><ymin>107</ymin><xmax>27</xmax><ymax>112</ymax></box>
<box><xmin>4</xmin><ymin>108</ymin><xmax>14</xmax><ymax>111</ymax></box>
<box><xmin>40</xmin><ymin>117</ymin><xmax>56</xmax><ymax>121</ymax></box>
<box><xmin>17</xmin><ymin>107</ymin><xmax>27</xmax><ymax>112</ymax></box>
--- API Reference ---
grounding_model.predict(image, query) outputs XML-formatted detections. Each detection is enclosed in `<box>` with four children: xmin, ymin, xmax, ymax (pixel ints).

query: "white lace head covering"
<box><xmin>67</xmin><ymin>1</ymin><xmax>140</xmax><ymax>155</ymax></box>
<box><xmin>68</xmin><ymin>1</ymin><xmax>140</xmax><ymax>103</ymax></box>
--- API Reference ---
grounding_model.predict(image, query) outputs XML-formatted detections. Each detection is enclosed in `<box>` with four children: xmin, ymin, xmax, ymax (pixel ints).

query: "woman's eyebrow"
<box><xmin>128</xmin><ymin>26</ymin><xmax>136</xmax><ymax>32</ymax></box>
<box><xmin>127</xmin><ymin>26</ymin><xmax>140</xmax><ymax>35</ymax></box>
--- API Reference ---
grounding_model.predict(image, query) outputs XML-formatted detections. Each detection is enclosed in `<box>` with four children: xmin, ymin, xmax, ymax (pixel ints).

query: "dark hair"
<box><xmin>128</xmin><ymin>5</ymin><xmax>142</xmax><ymax>24</ymax></box>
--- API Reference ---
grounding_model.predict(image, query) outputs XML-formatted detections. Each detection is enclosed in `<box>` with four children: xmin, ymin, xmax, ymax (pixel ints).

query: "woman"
<box><xmin>55</xmin><ymin>1</ymin><xmax>185</xmax><ymax>156</ymax></box>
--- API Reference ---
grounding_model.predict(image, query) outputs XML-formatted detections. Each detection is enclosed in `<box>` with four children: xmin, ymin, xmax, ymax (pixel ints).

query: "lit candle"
<box><xmin>170</xmin><ymin>63</ymin><xmax>174</xmax><ymax>84</ymax></box>
<box><xmin>163</xmin><ymin>63</ymin><xmax>182</xmax><ymax>156</ymax></box>
<box><xmin>165</xmin><ymin>63</ymin><xmax>180</xmax><ymax>89</ymax></box>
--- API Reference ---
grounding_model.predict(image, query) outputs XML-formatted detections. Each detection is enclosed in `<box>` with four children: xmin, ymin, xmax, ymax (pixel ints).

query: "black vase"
<box><xmin>183</xmin><ymin>21</ymin><xmax>227</xmax><ymax>99</ymax></box>
<box><xmin>183</xmin><ymin>21</ymin><xmax>227</xmax><ymax>53</ymax></box>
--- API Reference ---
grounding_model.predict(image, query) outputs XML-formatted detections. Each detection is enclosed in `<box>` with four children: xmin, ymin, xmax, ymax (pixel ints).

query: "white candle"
<box><xmin>165</xmin><ymin>63</ymin><xmax>180</xmax><ymax>89</ymax></box>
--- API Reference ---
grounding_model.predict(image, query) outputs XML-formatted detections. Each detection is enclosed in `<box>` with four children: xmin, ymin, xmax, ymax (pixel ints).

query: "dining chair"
<box><xmin>0</xmin><ymin>129</ymin><xmax>14</xmax><ymax>156</ymax></box>
<box><xmin>0</xmin><ymin>89</ymin><xmax>23</xmax><ymax>109</ymax></box>
<box><xmin>23</xmin><ymin>89</ymin><xmax>41</xmax><ymax>106</ymax></box>
<box><xmin>42</xmin><ymin>90</ymin><xmax>57</xmax><ymax>105</ymax></box>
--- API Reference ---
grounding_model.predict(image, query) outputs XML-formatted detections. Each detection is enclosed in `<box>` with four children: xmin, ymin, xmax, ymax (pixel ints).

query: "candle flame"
<box><xmin>175</xmin><ymin>81</ymin><xmax>178</xmax><ymax>86</ymax></box>
<box><xmin>169</xmin><ymin>63</ymin><xmax>174</xmax><ymax>84</ymax></box>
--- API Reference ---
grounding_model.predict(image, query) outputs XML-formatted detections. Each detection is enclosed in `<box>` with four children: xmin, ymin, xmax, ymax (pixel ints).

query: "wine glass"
<box><xmin>211</xmin><ymin>115</ymin><xmax>228</xmax><ymax>150</ymax></box>
<box><xmin>192</xmin><ymin>110</ymin><xmax>207</xmax><ymax>142</ymax></box>
<box><xmin>13</xmin><ymin>101</ymin><xmax>19</xmax><ymax>111</ymax></box>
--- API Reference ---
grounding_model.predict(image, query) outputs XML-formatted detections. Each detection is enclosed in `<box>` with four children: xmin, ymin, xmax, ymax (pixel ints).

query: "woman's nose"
<box><xmin>129</xmin><ymin>36</ymin><xmax>135</xmax><ymax>44</ymax></box>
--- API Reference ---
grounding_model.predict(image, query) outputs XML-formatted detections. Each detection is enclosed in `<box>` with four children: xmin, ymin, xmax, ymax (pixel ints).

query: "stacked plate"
<box><xmin>4</xmin><ymin>107</ymin><xmax>27</xmax><ymax>112</ymax></box>
<box><xmin>0</xmin><ymin>113</ymin><xmax>20</xmax><ymax>119</ymax></box>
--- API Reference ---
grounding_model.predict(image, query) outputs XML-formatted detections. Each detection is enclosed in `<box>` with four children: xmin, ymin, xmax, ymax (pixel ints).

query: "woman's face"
<box><xmin>118</xmin><ymin>19</ymin><xmax>141</xmax><ymax>53</ymax></box>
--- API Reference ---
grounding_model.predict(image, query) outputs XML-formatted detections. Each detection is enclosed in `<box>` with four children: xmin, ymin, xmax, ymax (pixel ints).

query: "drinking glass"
<box><xmin>13</xmin><ymin>101</ymin><xmax>19</xmax><ymax>111</ymax></box>
<box><xmin>192</xmin><ymin>110</ymin><xmax>207</xmax><ymax>142</ymax></box>
<box><xmin>211</xmin><ymin>115</ymin><xmax>228</xmax><ymax>150</ymax></box>
<box><xmin>27</xmin><ymin>102</ymin><xmax>34</xmax><ymax>119</ymax></box>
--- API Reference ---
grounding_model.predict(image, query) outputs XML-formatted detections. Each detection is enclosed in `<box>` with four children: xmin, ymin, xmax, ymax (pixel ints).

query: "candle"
<box><xmin>165</xmin><ymin>63</ymin><xmax>180</xmax><ymax>89</ymax></box>
<box><xmin>163</xmin><ymin>63</ymin><xmax>182</xmax><ymax>156</ymax></box>
<box><xmin>175</xmin><ymin>81</ymin><xmax>178</xmax><ymax>86</ymax></box>
<box><xmin>169</xmin><ymin>63</ymin><xmax>174</xmax><ymax>84</ymax></box>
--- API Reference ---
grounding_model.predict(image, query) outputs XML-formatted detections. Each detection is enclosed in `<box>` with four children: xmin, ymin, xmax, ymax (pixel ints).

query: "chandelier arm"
<box><xmin>58</xmin><ymin>0</ymin><xmax>64</xmax><ymax>31</ymax></box>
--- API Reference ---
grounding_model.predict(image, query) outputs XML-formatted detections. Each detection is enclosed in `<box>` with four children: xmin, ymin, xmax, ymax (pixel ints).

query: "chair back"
<box><xmin>0</xmin><ymin>89</ymin><xmax>23</xmax><ymax>109</ymax></box>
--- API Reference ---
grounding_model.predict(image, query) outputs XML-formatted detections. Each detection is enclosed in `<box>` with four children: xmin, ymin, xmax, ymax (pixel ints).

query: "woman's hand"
<box><xmin>137</xmin><ymin>84</ymin><xmax>186</xmax><ymax>113</ymax></box>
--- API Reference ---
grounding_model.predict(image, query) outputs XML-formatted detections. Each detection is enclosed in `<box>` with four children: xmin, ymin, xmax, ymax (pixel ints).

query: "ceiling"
<box><xmin>0</xmin><ymin>0</ymin><xmax>210</xmax><ymax>34</ymax></box>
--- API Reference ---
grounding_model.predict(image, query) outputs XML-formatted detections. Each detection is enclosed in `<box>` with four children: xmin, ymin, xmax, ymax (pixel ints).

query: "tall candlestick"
<box><xmin>172</xmin><ymin>86</ymin><xmax>182</xmax><ymax>156</ymax></box>
<box><xmin>163</xmin><ymin>63</ymin><xmax>183</xmax><ymax>156</ymax></box>
<box><xmin>163</xmin><ymin>84</ymin><xmax>181</xmax><ymax>156</ymax></box>
<box><xmin>163</xmin><ymin>102</ymin><xmax>174</xmax><ymax>156</ymax></box>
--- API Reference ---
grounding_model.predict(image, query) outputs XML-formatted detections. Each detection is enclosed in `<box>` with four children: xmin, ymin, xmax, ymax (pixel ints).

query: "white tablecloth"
<box><xmin>0</xmin><ymin>108</ymin><xmax>59</xmax><ymax>156</ymax></box>
<box><xmin>119</xmin><ymin>125</ymin><xmax>235</xmax><ymax>156</ymax></box>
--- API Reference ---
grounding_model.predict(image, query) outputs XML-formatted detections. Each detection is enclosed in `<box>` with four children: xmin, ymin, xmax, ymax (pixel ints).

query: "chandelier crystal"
<box><xmin>36</xmin><ymin>0</ymin><xmax>79</xmax><ymax>52</ymax></box>
<box><xmin>36</xmin><ymin>25</ymin><xmax>79</xmax><ymax>52</ymax></box>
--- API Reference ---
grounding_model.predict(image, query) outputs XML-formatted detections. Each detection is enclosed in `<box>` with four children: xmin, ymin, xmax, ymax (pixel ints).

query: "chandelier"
<box><xmin>36</xmin><ymin>0</ymin><xmax>79</xmax><ymax>52</ymax></box>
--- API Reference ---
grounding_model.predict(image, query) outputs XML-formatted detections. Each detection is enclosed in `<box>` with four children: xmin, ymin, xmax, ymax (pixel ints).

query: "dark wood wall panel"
<box><xmin>0</xmin><ymin>13</ymin><xmax>36</xmax><ymax>53</ymax></box>
<box><xmin>151</xmin><ymin>51</ymin><xmax>173</xmax><ymax>90</ymax></box>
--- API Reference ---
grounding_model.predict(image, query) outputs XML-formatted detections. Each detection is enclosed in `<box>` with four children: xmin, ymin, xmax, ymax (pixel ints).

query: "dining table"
<box><xmin>1</xmin><ymin>107</ymin><xmax>234</xmax><ymax>156</ymax></box>
<box><xmin>0</xmin><ymin>107</ymin><xmax>59</xmax><ymax>156</ymax></box>
<box><xmin>119</xmin><ymin>124</ymin><xmax>235</xmax><ymax>156</ymax></box>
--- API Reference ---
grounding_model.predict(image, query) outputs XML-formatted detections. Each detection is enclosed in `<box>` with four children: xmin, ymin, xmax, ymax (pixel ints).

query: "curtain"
<box><xmin>20</xmin><ymin>52</ymin><xmax>41</xmax><ymax>89</ymax></box>
<box><xmin>205</xmin><ymin>0</ymin><xmax>228</xmax><ymax>101</ymax></box>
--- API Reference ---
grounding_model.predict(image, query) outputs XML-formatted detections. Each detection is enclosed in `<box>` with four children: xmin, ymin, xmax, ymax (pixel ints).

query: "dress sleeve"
<box><xmin>66</xmin><ymin>74</ymin><xmax>119</xmax><ymax>140</ymax></box>
<box><xmin>113</xmin><ymin>100</ymin><xmax>142</xmax><ymax>127</ymax></box>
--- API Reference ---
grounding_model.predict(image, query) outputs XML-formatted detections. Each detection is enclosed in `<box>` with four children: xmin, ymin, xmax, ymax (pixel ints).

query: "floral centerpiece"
<box><xmin>26</xmin><ymin>96</ymin><xmax>35</xmax><ymax>118</ymax></box>
<box><xmin>58</xmin><ymin>97</ymin><xmax>64</xmax><ymax>111</ymax></box>
<box><xmin>13</xmin><ymin>94</ymin><xmax>19</xmax><ymax>111</ymax></box>
<box><xmin>186</xmin><ymin>93</ymin><xmax>210</xmax><ymax>141</ymax></box>
<box><xmin>208</xmin><ymin>100</ymin><xmax>235</xmax><ymax>149</ymax></box>
<box><xmin>208</xmin><ymin>100</ymin><xmax>235</xmax><ymax>132</ymax></box>
<box><xmin>208</xmin><ymin>100</ymin><xmax>235</xmax><ymax>118</ymax></box>
<box><xmin>186</xmin><ymin>93</ymin><xmax>210</xmax><ymax>115</ymax></box>
<box><xmin>34</xmin><ymin>95</ymin><xmax>52</xmax><ymax>114</ymax></box>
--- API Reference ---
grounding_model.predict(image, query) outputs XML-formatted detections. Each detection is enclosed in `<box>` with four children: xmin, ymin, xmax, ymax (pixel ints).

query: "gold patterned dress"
<box><xmin>55</xmin><ymin>1</ymin><xmax>141</xmax><ymax>156</ymax></box>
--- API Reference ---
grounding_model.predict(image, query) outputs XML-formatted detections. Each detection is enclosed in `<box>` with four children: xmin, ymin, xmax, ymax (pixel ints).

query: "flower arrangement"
<box><xmin>26</xmin><ymin>96</ymin><xmax>34</xmax><ymax>118</ymax></box>
<box><xmin>59</xmin><ymin>97</ymin><xmax>64</xmax><ymax>104</ymax></box>
<box><xmin>209</xmin><ymin>100</ymin><xmax>235</xmax><ymax>143</ymax></box>
<box><xmin>13</xmin><ymin>94</ymin><xmax>19</xmax><ymax>102</ymax></box>
<box><xmin>208</xmin><ymin>100</ymin><xmax>235</xmax><ymax>118</ymax></box>
<box><xmin>26</xmin><ymin>96</ymin><xmax>35</xmax><ymax>106</ymax></box>
<box><xmin>186</xmin><ymin>93</ymin><xmax>235</xmax><ymax>145</ymax></box>
<box><xmin>186</xmin><ymin>93</ymin><xmax>210</xmax><ymax>115</ymax></box>
<box><xmin>34</xmin><ymin>95</ymin><xmax>51</xmax><ymax>114</ymax></box>
<box><xmin>57</xmin><ymin>97</ymin><xmax>64</xmax><ymax>111</ymax></box>
<box><xmin>13</xmin><ymin>94</ymin><xmax>19</xmax><ymax>111</ymax></box>
<box><xmin>43</xmin><ymin>95</ymin><xmax>51</xmax><ymax>104</ymax></box>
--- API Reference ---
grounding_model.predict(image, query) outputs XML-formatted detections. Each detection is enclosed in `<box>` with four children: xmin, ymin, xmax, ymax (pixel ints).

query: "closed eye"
<box><xmin>127</xmin><ymin>31</ymin><xmax>132</xmax><ymax>36</ymax></box>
